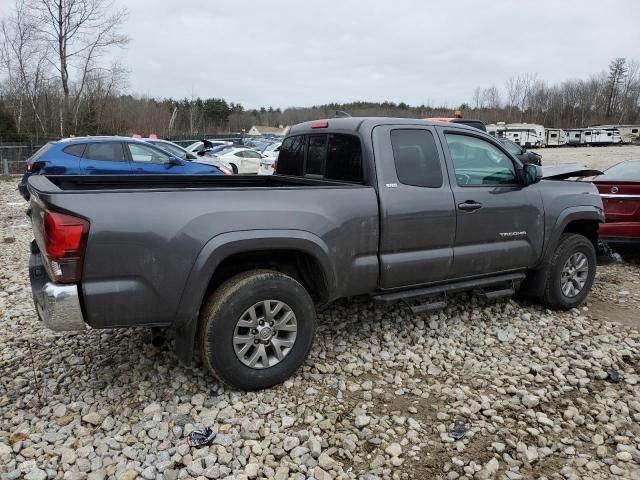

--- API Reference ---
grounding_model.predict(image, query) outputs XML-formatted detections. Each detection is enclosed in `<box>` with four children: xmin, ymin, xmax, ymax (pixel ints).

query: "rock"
<box><xmin>140</xmin><ymin>466</ymin><xmax>156</xmax><ymax>480</ymax></box>
<box><xmin>25</xmin><ymin>469</ymin><xmax>47</xmax><ymax>480</ymax></box>
<box><xmin>385</xmin><ymin>443</ymin><xmax>402</xmax><ymax>457</ymax></box>
<box><xmin>355</xmin><ymin>414</ymin><xmax>370</xmax><ymax>428</ymax></box>
<box><xmin>521</xmin><ymin>394</ymin><xmax>540</xmax><ymax>408</ymax></box>
<box><xmin>116</xmin><ymin>470</ymin><xmax>138</xmax><ymax>480</ymax></box>
<box><xmin>282</xmin><ymin>416</ymin><xmax>295</xmax><ymax>428</ymax></box>
<box><xmin>314</xmin><ymin>467</ymin><xmax>332</xmax><ymax>480</ymax></box>
<box><xmin>616</xmin><ymin>451</ymin><xmax>632</xmax><ymax>462</ymax></box>
<box><xmin>592</xmin><ymin>434</ymin><xmax>604</xmax><ymax>446</ymax></box>
<box><xmin>318</xmin><ymin>452</ymin><xmax>339</xmax><ymax>469</ymax></box>
<box><xmin>274</xmin><ymin>467</ymin><xmax>290</xmax><ymax>480</ymax></box>
<box><xmin>245</xmin><ymin>463</ymin><xmax>259</xmax><ymax>479</ymax></box>
<box><xmin>475</xmin><ymin>457</ymin><xmax>499</xmax><ymax>479</ymax></box>
<box><xmin>0</xmin><ymin>443</ymin><xmax>12</xmax><ymax>461</ymax></box>
<box><xmin>283</xmin><ymin>436</ymin><xmax>300</xmax><ymax>451</ymax></box>
<box><xmin>491</xmin><ymin>442</ymin><xmax>506</xmax><ymax>453</ymax></box>
<box><xmin>81</xmin><ymin>412</ymin><xmax>103</xmax><ymax>426</ymax></box>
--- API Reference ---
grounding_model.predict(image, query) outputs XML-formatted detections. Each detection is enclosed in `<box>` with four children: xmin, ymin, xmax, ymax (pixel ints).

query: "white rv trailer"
<box><xmin>564</xmin><ymin>128</ymin><xmax>622</xmax><ymax>146</ymax></box>
<box><xmin>583</xmin><ymin>128</ymin><xmax>622</xmax><ymax>145</ymax></box>
<box><xmin>565</xmin><ymin>129</ymin><xmax>583</xmax><ymax>146</ymax></box>
<box><xmin>505</xmin><ymin>123</ymin><xmax>546</xmax><ymax>147</ymax></box>
<box><xmin>545</xmin><ymin>128</ymin><xmax>568</xmax><ymax>147</ymax></box>
<box><xmin>485</xmin><ymin>122</ymin><xmax>505</xmax><ymax>137</ymax></box>
<box><xmin>591</xmin><ymin>125</ymin><xmax>640</xmax><ymax>143</ymax></box>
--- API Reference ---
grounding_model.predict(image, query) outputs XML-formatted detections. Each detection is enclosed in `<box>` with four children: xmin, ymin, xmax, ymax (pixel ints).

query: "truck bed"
<box><xmin>28</xmin><ymin>173</ymin><xmax>380</xmax><ymax>330</ymax></box>
<box><xmin>31</xmin><ymin>174</ymin><xmax>356</xmax><ymax>193</ymax></box>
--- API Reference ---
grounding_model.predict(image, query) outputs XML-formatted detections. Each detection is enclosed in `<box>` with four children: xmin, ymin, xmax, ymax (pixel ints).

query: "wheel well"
<box><xmin>205</xmin><ymin>250</ymin><xmax>329</xmax><ymax>304</ymax></box>
<box><xmin>563</xmin><ymin>219</ymin><xmax>599</xmax><ymax>248</ymax></box>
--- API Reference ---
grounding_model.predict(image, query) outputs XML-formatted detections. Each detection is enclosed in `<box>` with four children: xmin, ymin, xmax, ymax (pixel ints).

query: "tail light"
<box><xmin>41</xmin><ymin>210</ymin><xmax>89</xmax><ymax>283</ymax></box>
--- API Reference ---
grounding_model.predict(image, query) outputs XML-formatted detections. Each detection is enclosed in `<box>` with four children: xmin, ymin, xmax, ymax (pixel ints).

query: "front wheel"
<box><xmin>198</xmin><ymin>270</ymin><xmax>316</xmax><ymax>390</ymax></box>
<box><xmin>540</xmin><ymin>234</ymin><xmax>596</xmax><ymax>310</ymax></box>
<box><xmin>229</xmin><ymin>163</ymin><xmax>238</xmax><ymax>174</ymax></box>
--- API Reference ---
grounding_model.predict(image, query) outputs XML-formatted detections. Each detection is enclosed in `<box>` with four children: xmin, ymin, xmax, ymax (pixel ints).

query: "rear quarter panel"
<box><xmin>40</xmin><ymin>146</ymin><xmax>82</xmax><ymax>175</ymax></box>
<box><xmin>40</xmin><ymin>186</ymin><xmax>379</xmax><ymax>328</ymax></box>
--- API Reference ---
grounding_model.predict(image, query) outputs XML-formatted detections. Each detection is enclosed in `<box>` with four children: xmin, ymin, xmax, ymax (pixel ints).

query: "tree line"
<box><xmin>1</xmin><ymin>1</ymin><xmax>639</xmax><ymax>141</ymax></box>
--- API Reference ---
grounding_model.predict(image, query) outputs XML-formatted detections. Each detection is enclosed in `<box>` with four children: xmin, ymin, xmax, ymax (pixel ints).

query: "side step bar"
<box><xmin>477</xmin><ymin>288</ymin><xmax>516</xmax><ymax>301</ymax></box>
<box><xmin>372</xmin><ymin>272</ymin><xmax>525</xmax><ymax>303</ymax></box>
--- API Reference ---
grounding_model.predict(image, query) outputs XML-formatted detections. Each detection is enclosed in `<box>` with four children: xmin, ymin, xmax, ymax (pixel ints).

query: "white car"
<box><xmin>257</xmin><ymin>142</ymin><xmax>281</xmax><ymax>175</ymax></box>
<box><xmin>142</xmin><ymin>139</ymin><xmax>233</xmax><ymax>174</ymax></box>
<box><xmin>185</xmin><ymin>140</ymin><xmax>233</xmax><ymax>155</ymax></box>
<box><xmin>261</xmin><ymin>142</ymin><xmax>281</xmax><ymax>159</ymax></box>
<box><xmin>213</xmin><ymin>147</ymin><xmax>264</xmax><ymax>174</ymax></box>
<box><xmin>258</xmin><ymin>157</ymin><xmax>277</xmax><ymax>175</ymax></box>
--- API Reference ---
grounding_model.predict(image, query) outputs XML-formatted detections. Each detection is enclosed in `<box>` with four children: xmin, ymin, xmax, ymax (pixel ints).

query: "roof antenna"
<box><xmin>335</xmin><ymin>110</ymin><xmax>351</xmax><ymax>118</ymax></box>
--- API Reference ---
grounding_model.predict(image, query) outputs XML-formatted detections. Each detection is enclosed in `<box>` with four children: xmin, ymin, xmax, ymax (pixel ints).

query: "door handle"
<box><xmin>458</xmin><ymin>201</ymin><xmax>483</xmax><ymax>211</ymax></box>
<box><xmin>85</xmin><ymin>166</ymin><xmax>95</xmax><ymax>169</ymax></box>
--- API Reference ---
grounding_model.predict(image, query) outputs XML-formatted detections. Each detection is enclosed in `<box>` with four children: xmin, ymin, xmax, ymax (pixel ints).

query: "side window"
<box><xmin>84</xmin><ymin>142</ymin><xmax>126</xmax><ymax>162</ymax></box>
<box><xmin>445</xmin><ymin>134</ymin><xmax>517</xmax><ymax>186</ymax></box>
<box><xmin>63</xmin><ymin>143</ymin><xmax>86</xmax><ymax>157</ymax></box>
<box><xmin>244</xmin><ymin>150</ymin><xmax>261</xmax><ymax>159</ymax></box>
<box><xmin>306</xmin><ymin>135</ymin><xmax>327</xmax><ymax>175</ymax></box>
<box><xmin>234</xmin><ymin>151</ymin><xmax>244</xmax><ymax>158</ymax></box>
<box><xmin>276</xmin><ymin>136</ymin><xmax>305</xmax><ymax>176</ymax></box>
<box><xmin>127</xmin><ymin>143</ymin><xmax>171</xmax><ymax>163</ymax></box>
<box><xmin>391</xmin><ymin>129</ymin><xmax>443</xmax><ymax>188</ymax></box>
<box><xmin>326</xmin><ymin>134</ymin><xmax>363</xmax><ymax>183</ymax></box>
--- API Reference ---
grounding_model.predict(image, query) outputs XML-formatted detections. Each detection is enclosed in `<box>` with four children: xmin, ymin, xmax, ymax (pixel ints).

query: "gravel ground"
<box><xmin>1</xmin><ymin>179</ymin><xmax>639</xmax><ymax>480</ymax></box>
<box><xmin>533</xmin><ymin>144</ymin><xmax>640</xmax><ymax>171</ymax></box>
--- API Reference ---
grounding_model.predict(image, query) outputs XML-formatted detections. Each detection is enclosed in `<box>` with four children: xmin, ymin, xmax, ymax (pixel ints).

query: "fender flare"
<box><xmin>522</xmin><ymin>206</ymin><xmax>603</xmax><ymax>297</ymax></box>
<box><xmin>542</xmin><ymin>206</ymin><xmax>604</xmax><ymax>261</ymax></box>
<box><xmin>172</xmin><ymin>229</ymin><xmax>336</xmax><ymax>363</ymax></box>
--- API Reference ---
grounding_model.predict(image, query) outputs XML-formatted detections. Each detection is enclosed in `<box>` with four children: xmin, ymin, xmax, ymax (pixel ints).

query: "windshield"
<box><xmin>597</xmin><ymin>161</ymin><xmax>640</xmax><ymax>182</ymax></box>
<box><xmin>264</xmin><ymin>143</ymin><xmax>281</xmax><ymax>152</ymax></box>
<box><xmin>497</xmin><ymin>137</ymin><xmax>523</xmax><ymax>156</ymax></box>
<box><xmin>149</xmin><ymin>141</ymin><xmax>188</xmax><ymax>159</ymax></box>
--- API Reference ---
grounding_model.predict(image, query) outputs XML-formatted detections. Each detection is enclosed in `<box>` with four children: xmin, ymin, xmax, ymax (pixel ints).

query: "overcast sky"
<box><xmin>4</xmin><ymin>0</ymin><xmax>640</xmax><ymax>109</ymax></box>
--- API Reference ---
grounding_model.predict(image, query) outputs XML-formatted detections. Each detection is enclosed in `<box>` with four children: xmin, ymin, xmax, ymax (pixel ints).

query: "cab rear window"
<box><xmin>277</xmin><ymin>133</ymin><xmax>363</xmax><ymax>183</ymax></box>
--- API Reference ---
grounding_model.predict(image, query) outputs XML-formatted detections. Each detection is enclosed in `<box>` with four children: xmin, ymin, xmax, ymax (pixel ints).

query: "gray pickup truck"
<box><xmin>28</xmin><ymin>118</ymin><xmax>604</xmax><ymax>390</ymax></box>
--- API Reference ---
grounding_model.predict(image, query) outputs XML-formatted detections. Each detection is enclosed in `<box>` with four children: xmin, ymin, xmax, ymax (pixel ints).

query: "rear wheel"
<box><xmin>198</xmin><ymin>270</ymin><xmax>316</xmax><ymax>390</ymax></box>
<box><xmin>540</xmin><ymin>234</ymin><xmax>596</xmax><ymax>310</ymax></box>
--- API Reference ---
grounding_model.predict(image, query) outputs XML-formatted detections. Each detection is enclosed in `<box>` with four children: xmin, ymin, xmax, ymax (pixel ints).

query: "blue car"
<box><xmin>18</xmin><ymin>136</ymin><xmax>223</xmax><ymax>199</ymax></box>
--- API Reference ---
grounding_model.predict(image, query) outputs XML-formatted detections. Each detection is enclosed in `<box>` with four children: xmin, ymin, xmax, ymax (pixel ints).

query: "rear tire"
<box><xmin>540</xmin><ymin>234</ymin><xmax>596</xmax><ymax>310</ymax></box>
<box><xmin>198</xmin><ymin>270</ymin><xmax>316</xmax><ymax>390</ymax></box>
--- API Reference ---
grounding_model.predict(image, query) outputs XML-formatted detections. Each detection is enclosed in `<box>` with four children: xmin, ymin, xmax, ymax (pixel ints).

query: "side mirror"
<box><xmin>187</xmin><ymin>153</ymin><xmax>196</xmax><ymax>160</ymax></box>
<box><xmin>523</xmin><ymin>163</ymin><xmax>542</xmax><ymax>186</ymax></box>
<box><xmin>197</xmin><ymin>151</ymin><xmax>205</xmax><ymax>156</ymax></box>
<box><xmin>169</xmin><ymin>157</ymin><xmax>182</xmax><ymax>166</ymax></box>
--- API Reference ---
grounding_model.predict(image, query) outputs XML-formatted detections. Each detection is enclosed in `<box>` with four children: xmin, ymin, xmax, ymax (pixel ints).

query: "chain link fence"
<box><xmin>1</xmin><ymin>144</ymin><xmax>45</xmax><ymax>177</ymax></box>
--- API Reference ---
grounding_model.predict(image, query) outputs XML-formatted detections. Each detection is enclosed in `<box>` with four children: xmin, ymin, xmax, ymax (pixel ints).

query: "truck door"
<box><xmin>439</xmin><ymin>129</ymin><xmax>544</xmax><ymax>279</ymax></box>
<box><xmin>373</xmin><ymin>125</ymin><xmax>457</xmax><ymax>289</ymax></box>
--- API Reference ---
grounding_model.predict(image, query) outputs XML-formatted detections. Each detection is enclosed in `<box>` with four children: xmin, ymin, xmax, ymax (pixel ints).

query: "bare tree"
<box><xmin>0</xmin><ymin>0</ymin><xmax>50</xmax><ymax>134</ymax></box>
<box><xmin>28</xmin><ymin>0</ymin><xmax>129</xmax><ymax>135</ymax></box>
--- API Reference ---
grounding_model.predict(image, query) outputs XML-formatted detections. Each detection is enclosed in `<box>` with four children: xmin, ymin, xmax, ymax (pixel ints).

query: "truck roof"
<box><xmin>288</xmin><ymin>117</ymin><xmax>485</xmax><ymax>136</ymax></box>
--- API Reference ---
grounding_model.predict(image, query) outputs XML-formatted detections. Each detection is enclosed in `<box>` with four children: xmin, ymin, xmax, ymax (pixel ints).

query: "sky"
<box><xmin>3</xmin><ymin>0</ymin><xmax>640</xmax><ymax>109</ymax></box>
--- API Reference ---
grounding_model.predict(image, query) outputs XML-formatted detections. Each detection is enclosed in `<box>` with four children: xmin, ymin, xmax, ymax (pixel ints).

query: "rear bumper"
<box><xmin>29</xmin><ymin>251</ymin><xmax>87</xmax><ymax>331</ymax></box>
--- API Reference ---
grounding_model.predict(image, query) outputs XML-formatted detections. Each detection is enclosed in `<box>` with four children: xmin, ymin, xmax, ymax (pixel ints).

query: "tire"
<box><xmin>230</xmin><ymin>163</ymin><xmax>238</xmax><ymax>175</ymax></box>
<box><xmin>540</xmin><ymin>234</ymin><xmax>596</xmax><ymax>310</ymax></box>
<box><xmin>198</xmin><ymin>269</ymin><xmax>316</xmax><ymax>390</ymax></box>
